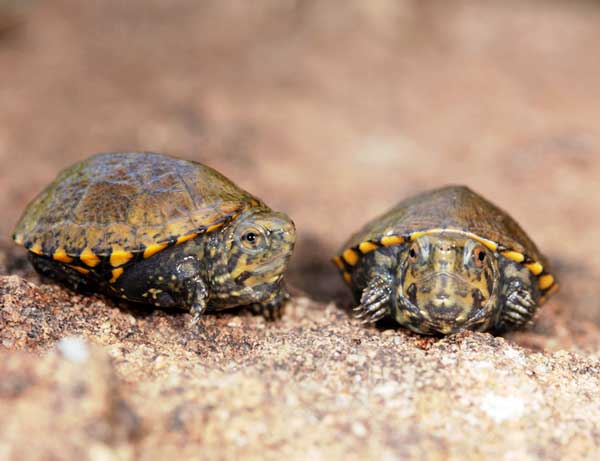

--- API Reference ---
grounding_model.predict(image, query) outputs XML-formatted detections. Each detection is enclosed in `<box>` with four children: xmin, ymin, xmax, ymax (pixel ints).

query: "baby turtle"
<box><xmin>13</xmin><ymin>152</ymin><xmax>296</xmax><ymax>320</ymax></box>
<box><xmin>334</xmin><ymin>186</ymin><xmax>557</xmax><ymax>334</ymax></box>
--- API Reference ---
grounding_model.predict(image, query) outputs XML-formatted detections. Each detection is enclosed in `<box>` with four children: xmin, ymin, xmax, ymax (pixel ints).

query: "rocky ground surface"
<box><xmin>2</xmin><ymin>1</ymin><xmax>600</xmax><ymax>460</ymax></box>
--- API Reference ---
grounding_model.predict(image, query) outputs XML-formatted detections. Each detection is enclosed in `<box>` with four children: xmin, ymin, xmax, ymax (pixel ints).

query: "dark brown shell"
<box><xmin>13</xmin><ymin>152</ymin><xmax>266</xmax><ymax>260</ymax></box>
<box><xmin>341</xmin><ymin>185</ymin><xmax>547</xmax><ymax>267</ymax></box>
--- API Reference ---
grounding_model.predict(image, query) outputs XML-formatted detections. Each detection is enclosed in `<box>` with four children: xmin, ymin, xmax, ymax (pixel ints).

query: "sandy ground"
<box><xmin>1</xmin><ymin>0</ymin><xmax>600</xmax><ymax>459</ymax></box>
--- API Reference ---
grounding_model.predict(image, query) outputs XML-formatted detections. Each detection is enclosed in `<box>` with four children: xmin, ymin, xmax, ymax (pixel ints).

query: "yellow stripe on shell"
<box><xmin>110</xmin><ymin>268</ymin><xmax>124</xmax><ymax>283</ymax></box>
<box><xmin>333</xmin><ymin>256</ymin><xmax>345</xmax><ymax>270</ymax></box>
<box><xmin>207</xmin><ymin>222</ymin><xmax>225</xmax><ymax>233</ymax></box>
<box><xmin>380</xmin><ymin>235</ymin><xmax>404</xmax><ymax>247</ymax></box>
<box><xmin>359</xmin><ymin>241</ymin><xmax>379</xmax><ymax>254</ymax></box>
<box><xmin>343</xmin><ymin>272</ymin><xmax>352</xmax><ymax>284</ymax></box>
<box><xmin>109</xmin><ymin>246</ymin><xmax>134</xmax><ymax>267</ymax></box>
<box><xmin>176</xmin><ymin>232</ymin><xmax>198</xmax><ymax>245</ymax></box>
<box><xmin>538</xmin><ymin>274</ymin><xmax>554</xmax><ymax>291</ymax></box>
<box><xmin>501</xmin><ymin>250</ymin><xmax>525</xmax><ymax>263</ymax></box>
<box><xmin>67</xmin><ymin>264</ymin><xmax>90</xmax><ymax>275</ymax></box>
<box><xmin>29</xmin><ymin>241</ymin><xmax>43</xmax><ymax>256</ymax></box>
<box><xmin>525</xmin><ymin>261</ymin><xmax>544</xmax><ymax>276</ymax></box>
<box><xmin>143</xmin><ymin>242</ymin><xmax>169</xmax><ymax>259</ymax></box>
<box><xmin>80</xmin><ymin>247</ymin><xmax>100</xmax><ymax>267</ymax></box>
<box><xmin>342</xmin><ymin>249</ymin><xmax>359</xmax><ymax>266</ymax></box>
<box><xmin>409</xmin><ymin>228</ymin><xmax>498</xmax><ymax>252</ymax></box>
<box><xmin>53</xmin><ymin>247</ymin><xmax>74</xmax><ymax>264</ymax></box>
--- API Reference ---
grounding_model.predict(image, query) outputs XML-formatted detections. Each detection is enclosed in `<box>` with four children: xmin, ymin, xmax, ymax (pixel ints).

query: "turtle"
<box><xmin>333</xmin><ymin>185</ymin><xmax>557</xmax><ymax>335</ymax></box>
<box><xmin>12</xmin><ymin>152</ymin><xmax>296</xmax><ymax>321</ymax></box>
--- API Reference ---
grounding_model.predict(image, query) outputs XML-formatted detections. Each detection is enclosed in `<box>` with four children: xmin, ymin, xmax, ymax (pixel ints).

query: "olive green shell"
<box><xmin>336</xmin><ymin>185</ymin><xmax>555</xmax><ymax>294</ymax></box>
<box><xmin>13</xmin><ymin>152</ymin><xmax>266</xmax><ymax>262</ymax></box>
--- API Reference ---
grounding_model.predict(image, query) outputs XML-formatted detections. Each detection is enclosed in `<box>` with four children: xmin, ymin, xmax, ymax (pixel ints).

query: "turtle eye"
<box><xmin>239</xmin><ymin>227</ymin><xmax>268</xmax><ymax>252</ymax></box>
<box><xmin>408</xmin><ymin>243</ymin><xmax>419</xmax><ymax>263</ymax></box>
<box><xmin>242</xmin><ymin>232</ymin><xmax>257</xmax><ymax>243</ymax></box>
<box><xmin>471</xmin><ymin>245</ymin><xmax>487</xmax><ymax>269</ymax></box>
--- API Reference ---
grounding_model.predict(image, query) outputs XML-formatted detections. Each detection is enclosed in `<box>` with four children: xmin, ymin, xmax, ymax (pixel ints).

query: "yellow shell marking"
<box><xmin>110</xmin><ymin>268</ymin><xmax>124</xmax><ymax>283</ymax></box>
<box><xmin>143</xmin><ymin>242</ymin><xmax>169</xmax><ymax>259</ymax></box>
<box><xmin>525</xmin><ymin>261</ymin><xmax>544</xmax><ymax>276</ymax></box>
<box><xmin>538</xmin><ymin>274</ymin><xmax>554</xmax><ymax>291</ymax></box>
<box><xmin>409</xmin><ymin>229</ymin><xmax>498</xmax><ymax>252</ymax></box>
<box><xmin>333</xmin><ymin>256</ymin><xmax>345</xmax><ymax>270</ymax></box>
<box><xmin>80</xmin><ymin>247</ymin><xmax>100</xmax><ymax>267</ymax></box>
<box><xmin>206</xmin><ymin>222</ymin><xmax>225</xmax><ymax>233</ymax></box>
<box><xmin>343</xmin><ymin>272</ymin><xmax>352</xmax><ymax>284</ymax></box>
<box><xmin>501</xmin><ymin>250</ymin><xmax>525</xmax><ymax>263</ymax></box>
<box><xmin>110</xmin><ymin>247</ymin><xmax>134</xmax><ymax>267</ymax></box>
<box><xmin>53</xmin><ymin>247</ymin><xmax>74</xmax><ymax>264</ymax></box>
<box><xmin>29</xmin><ymin>241</ymin><xmax>43</xmax><ymax>256</ymax></box>
<box><xmin>176</xmin><ymin>232</ymin><xmax>198</xmax><ymax>245</ymax></box>
<box><xmin>342</xmin><ymin>249</ymin><xmax>359</xmax><ymax>266</ymax></box>
<box><xmin>380</xmin><ymin>235</ymin><xmax>404</xmax><ymax>247</ymax></box>
<box><xmin>67</xmin><ymin>264</ymin><xmax>90</xmax><ymax>275</ymax></box>
<box><xmin>359</xmin><ymin>241</ymin><xmax>379</xmax><ymax>254</ymax></box>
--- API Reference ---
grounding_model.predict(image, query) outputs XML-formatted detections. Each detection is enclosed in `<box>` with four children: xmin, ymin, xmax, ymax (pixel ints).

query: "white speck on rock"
<box><xmin>351</xmin><ymin>421</ymin><xmax>368</xmax><ymax>437</ymax></box>
<box><xmin>480</xmin><ymin>393</ymin><xmax>525</xmax><ymax>423</ymax></box>
<box><xmin>503</xmin><ymin>347</ymin><xmax>526</xmax><ymax>365</ymax></box>
<box><xmin>57</xmin><ymin>337</ymin><xmax>90</xmax><ymax>364</ymax></box>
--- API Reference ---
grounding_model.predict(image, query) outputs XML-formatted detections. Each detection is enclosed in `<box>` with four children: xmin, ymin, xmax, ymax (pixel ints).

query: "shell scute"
<box><xmin>13</xmin><ymin>152</ymin><xmax>266</xmax><ymax>260</ymax></box>
<box><xmin>336</xmin><ymin>186</ymin><xmax>555</xmax><ymax>293</ymax></box>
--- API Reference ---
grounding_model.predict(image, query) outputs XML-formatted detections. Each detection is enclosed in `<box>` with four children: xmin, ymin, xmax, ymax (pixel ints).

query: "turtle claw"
<box><xmin>190</xmin><ymin>302</ymin><xmax>207</xmax><ymax>325</ymax></box>
<box><xmin>353</xmin><ymin>275</ymin><xmax>392</xmax><ymax>324</ymax></box>
<box><xmin>499</xmin><ymin>280</ymin><xmax>538</xmax><ymax>329</ymax></box>
<box><xmin>252</xmin><ymin>288</ymin><xmax>289</xmax><ymax>321</ymax></box>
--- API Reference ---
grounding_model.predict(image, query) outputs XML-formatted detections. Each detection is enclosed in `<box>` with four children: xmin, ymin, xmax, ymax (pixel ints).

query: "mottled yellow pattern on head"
<box><xmin>410</xmin><ymin>229</ymin><xmax>497</xmax><ymax>252</ymax></box>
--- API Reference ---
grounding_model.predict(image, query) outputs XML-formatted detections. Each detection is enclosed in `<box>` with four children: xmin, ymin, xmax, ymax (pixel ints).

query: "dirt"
<box><xmin>1</xmin><ymin>0</ymin><xmax>600</xmax><ymax>459</ymax></box>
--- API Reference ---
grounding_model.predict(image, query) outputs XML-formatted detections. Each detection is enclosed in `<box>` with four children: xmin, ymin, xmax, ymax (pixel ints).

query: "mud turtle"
<box><xmin>334</xmin><ymin>185</ymin><xmax>557</xmax><ymax>334</ymax></box>
<box><xmin>13</xmin><ymin>152</ymin><xmax>296</xmax><ymax>320</ymax></box>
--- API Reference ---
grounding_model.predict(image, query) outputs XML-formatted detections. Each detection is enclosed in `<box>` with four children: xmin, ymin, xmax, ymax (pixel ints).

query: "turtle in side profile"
<box><xmin>13</xmin><ymin>152</ymin><xmax>296</xmax><ymax>321</ymax></box>
<box><xmin>333</xmin><ymin>186</ymin><xmax>557</xmax><ymax>335</ymax></box>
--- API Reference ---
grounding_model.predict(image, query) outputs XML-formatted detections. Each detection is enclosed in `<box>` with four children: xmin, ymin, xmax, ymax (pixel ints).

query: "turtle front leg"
<box><xmin>354</xmin><ymin>274</ymin><xmax>393</xmax><ymax>324</ymax></box>
<box><xmin>185</xmin><ymin>276</ymin><xmax>209</xmax><ymax>324</ymax></box>
<box><xmin>497</xmin><ymin>279</ymin><xmax>537</xmax><ymax>331</ymax></box>
<box><xmin>252</xmin><ymin>285</ymin><xmax>290</xmax><ymax>321</ymax></box>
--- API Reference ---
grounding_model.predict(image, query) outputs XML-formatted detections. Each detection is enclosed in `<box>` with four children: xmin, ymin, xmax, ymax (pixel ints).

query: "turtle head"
<box><xmin>396</xmin><ymin>234</ymin><xmax>500</xmax><ymax>334</ymax></box>
<box><xmin>218</xmin><ymin>208</ymin><xmax>296</xmax><ymax>305</ymax></box>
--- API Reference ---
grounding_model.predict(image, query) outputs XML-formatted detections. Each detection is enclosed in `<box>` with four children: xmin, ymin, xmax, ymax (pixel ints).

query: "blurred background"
<box><xmin>1</xmin><ymin>0</ymin><xmax>600</xmax><ymax>331</ymax></box>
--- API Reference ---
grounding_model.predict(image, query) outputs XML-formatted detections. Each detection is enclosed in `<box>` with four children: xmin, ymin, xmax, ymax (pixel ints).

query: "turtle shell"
<box><xmin>334</xmin><ymin>185</ymin><xmax>556</xmax><ymax>295</ymax></box>
<box><xmin>13</xmin><ymin>152</ymin><xmax>265</xmax><ymax>271</ymax></box>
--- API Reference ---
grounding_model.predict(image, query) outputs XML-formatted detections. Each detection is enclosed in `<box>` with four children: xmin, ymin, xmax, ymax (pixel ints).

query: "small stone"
<box><xmin>57</xmin><ymin>337</ymin><xmax>90</xmax><ymax>364</ymax></box>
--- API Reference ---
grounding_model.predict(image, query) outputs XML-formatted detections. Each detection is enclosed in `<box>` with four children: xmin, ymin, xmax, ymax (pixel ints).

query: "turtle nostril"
<box><xmin>472</xmin><ymin>288</ymin><xmax>485</xmax><ymax>309</ymax></box>
<box><xmin>407</xmin><ymin>283</ymin><xmax>418</xmax><ymax>304</ymax></box>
